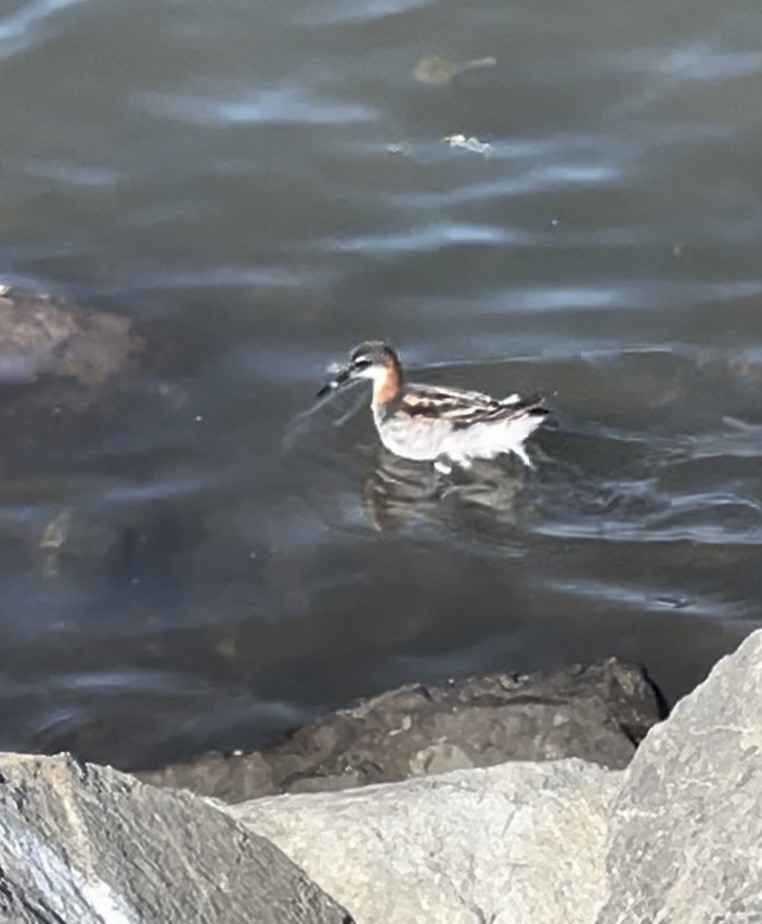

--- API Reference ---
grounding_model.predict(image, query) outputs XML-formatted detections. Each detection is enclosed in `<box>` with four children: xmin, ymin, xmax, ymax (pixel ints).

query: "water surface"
<box><xmin>1</xmin><ymin>0</ymin><xmax>761</xmax><ymax>768</ymax></box>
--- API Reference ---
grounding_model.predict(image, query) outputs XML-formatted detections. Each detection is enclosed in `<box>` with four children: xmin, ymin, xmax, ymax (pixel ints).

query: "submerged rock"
<box><xmin>137</xmin><ymin>657</ymin><xmax>666</xmax><ymax>802</ymax></box>
<box><xmin>413</xmin><ymin>53</ymin><xmax>496</xmax><ymax>85</ymax></box>
<box><xmin>0</xmin><ymin>284</ymin><xmax>142</xmax><ymax>387</ymax></box>
<box><xmin>38</xmin><ymin>505</ymin><xmax>74</xmax><ymax>578</ymax></box>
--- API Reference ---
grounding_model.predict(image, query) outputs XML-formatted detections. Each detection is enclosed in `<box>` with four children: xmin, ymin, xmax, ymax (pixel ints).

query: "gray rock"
<box><xmin>228</xmin><ymin>759</ymin><xmax>618</xmax><ymax>924</ymax></box>
<box><xmin>0</xmin><ymin>285</ymin><xmax>141</xmax><ymax>386</ymax></box>
<box><xmin>138</xmin><ymin>657</ymin><xmax>665</xmax><ymax>802</ymax></box>
<box><xmin>5</xmin><ymin>627</ymin><xmax>762</xmax><ymax>924</ymax></box>
<box><xmin>598</xmin><ymin>628</ymin><xmax>762</xmax><ymax>924</ymax></box>
<box><xmin>218</xmin><ymin>630</ymin><xmax>762</xmax><ymax>924</ymax></box>
<box><xmin>0</xmin><ymin>752</ymin><xmax>353</xmax><ymax>924</ymax></box>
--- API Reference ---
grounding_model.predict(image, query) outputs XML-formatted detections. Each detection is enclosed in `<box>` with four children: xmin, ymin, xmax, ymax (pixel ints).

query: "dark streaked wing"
<box><xmin>397</xmin><ymin>384</ymin><xmax>547</xmax><ymax>428</ymax></box>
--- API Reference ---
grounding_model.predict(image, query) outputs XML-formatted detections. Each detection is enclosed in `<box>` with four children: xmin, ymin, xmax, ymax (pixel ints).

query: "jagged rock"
<box><xmin>0</xmin><ymin>752</ymin><xmax>354</xmax><ymax>924</ymax></box>
<box><xmin>222</xmin><ymin>629</ymin><xmax>762</xmax><ymax>924</ymax></box>
<box><xmin>597</xmin><ymin>628</ymin><xmax>762</xmax><ymax>923</ymax></box>
<box><xmin>137</xmin><ymin>657</ymin><xmax>665</xmax><ymax>802</ymax></box>
<box><xmin>228</xmin><ymin>758</ymin><xmax>616</xmax><ymax>924</ymax></box>
<box><xmin>0</xmin><ymin>284</ymin><xmax>141</xmax><ymax>386</ymax></box>
<box><xmin>4</xmin><ymin>628</ymin><xmax>762</xmax><ymax>924</ymax></box>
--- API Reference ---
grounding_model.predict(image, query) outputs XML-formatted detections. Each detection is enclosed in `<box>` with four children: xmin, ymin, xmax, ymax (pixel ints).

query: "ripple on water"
<box><xmin>1</xmin><ymin>0</ymin><xmax>762</xmax><ymax>760</ymax></box>
<box><xmin>0</xmin><ymin>0</ymin><xmax>89</xmax><ymax>59</ymax></box>
<box><xmin>135</xmin><ymin>88</ymin><xmax>378</xmax><ymax>127</ymax></box>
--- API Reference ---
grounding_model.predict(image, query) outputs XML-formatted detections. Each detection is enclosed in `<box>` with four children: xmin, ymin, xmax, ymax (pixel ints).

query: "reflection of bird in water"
<box><xmin>362</xmin><ymin>449</ymin><xmax>441</xmax><ymax>530</ymax></box>
<box><xmin>318</xmin><ymin>341</ymin><xmax>549</xmax><ymax>474</ymax></box>
<box><xmin>363</xmin><ymin>447</ymin><xmax>525</xmax><ymax>531</ymax></box>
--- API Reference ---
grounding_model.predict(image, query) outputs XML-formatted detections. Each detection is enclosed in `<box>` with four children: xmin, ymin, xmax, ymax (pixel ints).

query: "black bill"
<box><xmin>316</xmin><ymin>365</ymin><xmax>352</xmax><ymax>398</ymax></box>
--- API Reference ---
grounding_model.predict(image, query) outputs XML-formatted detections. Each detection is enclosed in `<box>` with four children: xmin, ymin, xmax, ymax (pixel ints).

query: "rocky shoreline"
<box><xmin>135</xmin><ymin>656</ymin><xmax>666</xmax><ymax>802</ymax></box>
<box><xmin>1</xmin><ymin>633</ymin><xmax>760</xmax><ymax>922</ymax></box>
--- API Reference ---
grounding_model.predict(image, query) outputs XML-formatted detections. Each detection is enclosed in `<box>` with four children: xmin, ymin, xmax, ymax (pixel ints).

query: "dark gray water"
<box><xmin>1</xmin><ymin>0</ymin><xmax>762</xmax><ymax>768</ymax></box>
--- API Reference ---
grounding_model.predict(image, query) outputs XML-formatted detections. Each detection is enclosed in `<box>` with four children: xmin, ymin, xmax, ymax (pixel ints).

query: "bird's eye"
<box><xmin>353</xmin><ymin>357</ymin><xmax>372</xmax><ymax>369</ymax></box>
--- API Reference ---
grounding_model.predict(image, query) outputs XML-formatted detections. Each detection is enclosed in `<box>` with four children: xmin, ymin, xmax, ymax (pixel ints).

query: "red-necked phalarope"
<box><xmin>318</xmin><ymin>341</ymin><xmax>549</xmax><ymax>471</ymax></box>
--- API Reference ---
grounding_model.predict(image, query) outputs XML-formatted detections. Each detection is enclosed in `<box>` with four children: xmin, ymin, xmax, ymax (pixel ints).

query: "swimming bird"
<box><xmin>317</xmin><ymin>341</ymin><xmax>548</xmax><ymax>471</ymax></box>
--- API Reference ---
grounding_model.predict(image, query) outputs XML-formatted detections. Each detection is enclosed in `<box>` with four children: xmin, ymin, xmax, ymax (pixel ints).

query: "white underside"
<box><xmin>375</xmin><ymin>411</ymin><xmax>543</xmax><ymax>469</ymax></box>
